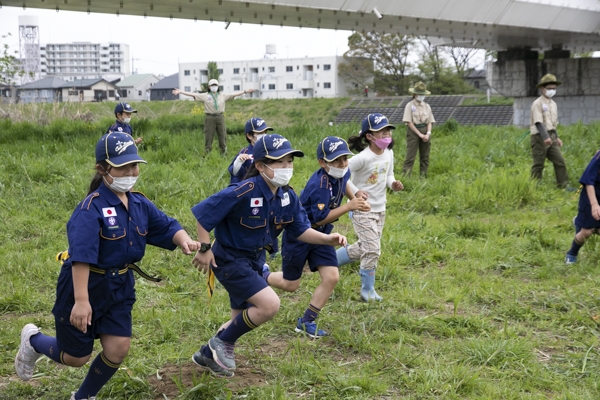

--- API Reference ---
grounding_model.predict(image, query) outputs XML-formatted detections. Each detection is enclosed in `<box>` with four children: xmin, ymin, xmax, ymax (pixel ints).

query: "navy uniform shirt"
<box><xmin>191</xmin><ymin>175</ymin><xmax>310</xmax><ymax>253</ymax></box>
<box><xmin>107</xmin><ymin>120</ymin><xmax>133</xmax><ymax>135</ymax></box>
<box><xmin>300</xmin><ymin>168</ymin><xmax>350</xmax><ymax>234</ymax></box>
<box><xmin>579</xmin><ymin>150</ymin><xmax>600</xmax><ymax>209</ymax></box>
<box><xmin>227</xmin><ymin>144</ymin><xmax>254</xmax><ymax>184</ymax></box>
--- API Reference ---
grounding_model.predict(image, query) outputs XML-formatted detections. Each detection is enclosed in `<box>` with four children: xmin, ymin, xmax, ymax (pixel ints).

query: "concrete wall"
<box><xmin>488</xmin><ymin>58</ymin><xmax>600</xmax><ymax>126</ymax></box>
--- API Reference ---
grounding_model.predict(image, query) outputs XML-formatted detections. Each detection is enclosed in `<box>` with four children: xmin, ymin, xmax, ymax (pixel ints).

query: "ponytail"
<box><xmin>88</xmin><ymin>161</ymin><xmax>110</xmax><ymax>195</ymax></box>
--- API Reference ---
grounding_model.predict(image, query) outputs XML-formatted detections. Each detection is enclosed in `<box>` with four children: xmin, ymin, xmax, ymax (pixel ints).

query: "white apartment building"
<box><xmin>41</xmin><ymin>42</ymin><xmax>131</xmax><ymax>82</ymax></box>
<box><xmin>177</xmin><ymin>56</ymin><xmax>349</xmax><ymax>99</ymax></box>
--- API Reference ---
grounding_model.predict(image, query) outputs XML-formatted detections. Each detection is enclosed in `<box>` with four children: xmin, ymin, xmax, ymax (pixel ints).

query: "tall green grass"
<box><xmin>1</xmin><ymin>107</ymin><xmax>600</xmax><ymax>399</ymax></box>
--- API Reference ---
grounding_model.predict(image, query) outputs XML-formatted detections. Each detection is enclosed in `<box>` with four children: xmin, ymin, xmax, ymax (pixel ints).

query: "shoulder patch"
<box><xmin>317</xmin><ymin>203</ymin><xmax>326</xmax><ymax>210</ymax></box>
<box><xmin>81</xmin><ymin>192</ymin><xmax>100</xmax><ymax>210</ymax></box>
<box><xmin>234</xmin><ymin>181</ymin><xmax>255</xmax><ymax>197</ymax></box>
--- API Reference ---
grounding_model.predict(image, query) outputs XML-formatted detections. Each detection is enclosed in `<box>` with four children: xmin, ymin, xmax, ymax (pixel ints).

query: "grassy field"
<box><xmin>1</xmin><ymin>102</ymin><xmax>600</xmax><ymax>399</ymax></box>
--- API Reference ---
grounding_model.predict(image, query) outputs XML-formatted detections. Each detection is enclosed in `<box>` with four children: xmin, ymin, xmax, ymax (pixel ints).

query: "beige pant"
<box><xmin>346</xmin><ymin>210</ymin><xmax>386</xmax><ymax>271</ymax></box>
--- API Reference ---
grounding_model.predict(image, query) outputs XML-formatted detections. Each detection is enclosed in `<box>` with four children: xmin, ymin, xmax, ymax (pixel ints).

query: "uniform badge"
<box><xmin>281</xmin><ymin>192</ymin><xmax>290</xmax><ymax>207</ymax></box>
<box><xmin>542</xmin><ymin>104</ymin><xmax>548</xmax><ymax>112</ymax></box>
<box><xmin>251</xmin><ymin>197</ymin><xmax>263</xmax><ymax>207</ymax></box>
<box><xmin>317</xmin><ymin>203</ymin><xmax>325</xmax><ymax>210</ymax></box>
<box><xmin>108</xmin><ymin>217</ymin><xmax>117</xmax><ymax>226</ymax></box>
<box><xmin>102</xmin><ymin>207</ymin><xmax>117</xmax><ymax>217</ymax></box>
<box><xmin>412</xmin><ymin>105</ymin><xmax>417</xmax><ymax>112</ymax></box>
<box><xmin>252</xmin><ymin>208</ymin><xmax>260</xmax><ymax>215</ymax></box>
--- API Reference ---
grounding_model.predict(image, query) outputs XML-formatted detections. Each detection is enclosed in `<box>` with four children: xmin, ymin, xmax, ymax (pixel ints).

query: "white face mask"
<box><xmin>416</xmin><ymin>95</ymin><xmax>425</xmax><ymax>102</ymax></box>
<box><xmin>123</xmin><ymin>117</ymin><xmax>131</xmax><ymax>124</ymax></box>
<box><xmin>262</xmin><ymin>164</ymin><xmax>293</xmax><ymax>187</ymax></box>
<box><xmin>326</xmin><ymin>165</ymin><xmax>348</xmax><ymax>179</ymax></box>
<box><xmin>545</xmin><ymin>89</ymin><xmax>556</xmax><ymax>98</ymax></box>
<box><xmin>104</xmin><ymin>174</ymin><xmax>137</xmax><ymax>193</ymax></box>
<box><xmin>210</xmin><ymin>86</ymin><xmax>218</xmax><ymax>93</ymax></box>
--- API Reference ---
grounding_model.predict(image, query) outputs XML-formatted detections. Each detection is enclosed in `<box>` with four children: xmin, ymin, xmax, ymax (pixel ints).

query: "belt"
<box><xmin>56</xmin><ymin>251</ymin><xmax>162</xmax><ymax>282</ymax></box>
<box><xmin>205</xmin><ymin>113</ymin><xmax>223</xmax><ymax>116</ymax></box>
<box><xmin>414</xmin><ymin>123</ymin><xmax>427</xmax><ymax>128</ymax></box>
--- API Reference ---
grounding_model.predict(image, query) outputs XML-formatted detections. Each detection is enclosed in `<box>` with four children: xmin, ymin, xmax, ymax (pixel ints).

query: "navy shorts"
<box><xmin>576</xmin><ymin>207</ymin><xmax>600</xmax><ymax>230</ymax></box>
<box><xmin>281</xmin><ymin>235</ymin><xmax>338</xmax><ymax>281</ymax></box>
<box><xmin>212</xmin><ymin>242</ymin><xmax>268</xmax><ymax>310</ymax></box>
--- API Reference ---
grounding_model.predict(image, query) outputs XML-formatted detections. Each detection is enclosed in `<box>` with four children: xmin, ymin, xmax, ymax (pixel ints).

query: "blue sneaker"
<box><xmin>294</xmin><ymin>318</ymin><xmax>328</xmax><ymax>339</ymax></box>
<box><xmin>573</xmin><ymin>216</ymin><xmax>581</xmax><ymax>235</ymax></box>
<box><xmin>192</xmin><ymin>346</ymin><xmax>234</xmax><ymax>378</ymax></box>
<box><xmin>565</xmin><ymin>253</ymin><xmax>577</xmax><ymax>265</ymax></box>
<box><xmin>208</xmin><ymin>336</ymin><xmax>236</xmax><ymax>370</ymax></box>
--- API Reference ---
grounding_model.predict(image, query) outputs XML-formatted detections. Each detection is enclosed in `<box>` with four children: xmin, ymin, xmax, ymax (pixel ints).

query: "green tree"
<box><xmin>343</xmin><ymin>32</ymin><xmax>415</xmax><ymax>96</ymax></box>
<box><xmin>207</xmin><ymin>61</ymin><xmax>219</xmax><ymax>81</ymax></box>
<box><xmin>0</xmin><ymin>33</ymin><xmax>28</xmax><ymax>85</ymax></box>
<box><xmin>442</xmin><ymin>46</ymin><xmax>481</xmax><ymax>77</ymax></box>
<box><xmin>337</xmin><ymin>56</ymin><xmax>374</xmax><ymax>96</ymax></box>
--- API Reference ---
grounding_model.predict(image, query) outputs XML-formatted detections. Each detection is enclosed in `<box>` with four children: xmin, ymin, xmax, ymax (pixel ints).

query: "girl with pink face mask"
<box><xmin>336</xmin><ymin>113</ymin><xmax>404</xmax><ymax>302</ymax></box>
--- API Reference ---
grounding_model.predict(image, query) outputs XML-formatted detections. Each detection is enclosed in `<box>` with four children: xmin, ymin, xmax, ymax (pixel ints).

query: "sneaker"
<box><xmin>70</xmin><ymin>392</ymin><xmax>96</xmax><ymax>400</ymax></box>
<box><xmin>565</xmin><ymin>253</ymin><xmax>577</xmax><ymax>265</ymax></box>
<box><xmin>294</xmin><ymin>318</ymin><xmax>328</xmax><ymax>339</ymax></box>
<box><xmin>573</xmin><ymin>216</ymin><xmax>581</xmax><ymax>235</ymax></box>
<box><xmin>14</xmin><ymin>324</ymin><xmax>42</xmax><ymax>381</ymax></box>
<box><xmin>208</xmin><ymin>335</ymin><xmax>236</xmax><ymax>370</ymax></box>
<box><xmin>192</xmin><ymin>346</ymin><xmax>234</xmax><ymax>378</ymax></box>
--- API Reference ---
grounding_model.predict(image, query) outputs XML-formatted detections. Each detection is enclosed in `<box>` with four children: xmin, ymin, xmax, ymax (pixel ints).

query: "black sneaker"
<box><xmin>192</xmin><ymin>346</ymin><xmax>234</xmax><ymax>378</ymax></box>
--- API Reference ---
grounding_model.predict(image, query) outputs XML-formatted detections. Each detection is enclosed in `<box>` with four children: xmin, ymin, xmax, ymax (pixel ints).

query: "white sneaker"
<box><xmin>14</xmin><ymin>323</ymin><xmax>42</xmax><ymax>381</ymax></box>
<box><xmin>70</xmin><ymin>392</ymin><xmax>96</xmax><ymax>400</ymax></box>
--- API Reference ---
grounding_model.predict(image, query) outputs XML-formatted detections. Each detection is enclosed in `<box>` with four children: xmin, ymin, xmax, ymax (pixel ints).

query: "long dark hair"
<box><xmin>88</xmin><ymin>161</ymin><xmax>111</xmax><ymax>195</ymax></box>
<box><xmin>244</xmin><ymin>157</ymin><xmax>290</xmax><ymax>191</ymax></box>
<box><xmin>348</xmin><ymin>132</ymin><xmax>395</xmax><ymax>152</ymax></box>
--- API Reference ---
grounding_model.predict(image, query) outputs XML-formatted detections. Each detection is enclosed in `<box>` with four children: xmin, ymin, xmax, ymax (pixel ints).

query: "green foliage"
<box><xmin>0</xmin><ymin>33</ymin><xmax>32</xmax><ymax>85</ymax></box>
<box><xmin>338</xmin><ymin>56</ymin><xmax>374</xmax><ymax>96</ymax></box>
<box><xmin>207</xmin><ymin>61</ymin><xmax>219</xmax><ymax>85</ymax></box>
<box><xmin>462</xmin><ymin>96</ymin><xmax>514</xmax><ymax>106</ymax></box>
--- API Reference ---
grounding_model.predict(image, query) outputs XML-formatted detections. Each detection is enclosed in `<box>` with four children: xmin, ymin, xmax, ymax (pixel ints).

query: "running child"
<box><xmin>228</xmin><ymin>117</ymin><xmax>273</xmax><ymax>184</ymax></box>
<box><xmin>336</xmin><ymin>113</ymin><xmax>404</xmax><ymax>301</ymax></box>
<box><xmin>190</xmin><ymin>134</ymin><xmax>347</xmax><ymax>374</ymax></box>
<box><xmin>566</xmin><ymin>150</ymin><xmax>600</xmax><ymax>264</ymax></box>
<box><xmin>265</xmin><ymin>136</ymin><xmax>370</xmax><ymax>338</ymax></box>
<box><xmin>14</xmin><ymin>132</ymin><xmax>201</xmax><ymax>399</ymax></box>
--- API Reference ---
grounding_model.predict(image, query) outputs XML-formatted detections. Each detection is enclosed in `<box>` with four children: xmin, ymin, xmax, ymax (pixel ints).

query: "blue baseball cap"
<box><xmin>114</xmin><ymin>102</ymin><xmax>137</xmax><ymax>114</ymax></box>
<box><xmin>253</xmin><ymin>134</ymin><xmax>304</xmax><ymax>160</ymax></box>
<box><xmin>317</xmin><ymin>136</ymin><xmax>353</xmax><ymax>162</ymax></box>
<box><xmin>96</xmin><ymin>132</ymin><xmax>146</xmax><ymax>167</ymax></box>
<box><xmin>245</xmin><ymin>117</ymin><xmax>273</xmax><ymax>134</ymax></box>
<box><xmin>360</xmin><ymin>113</ymin><xmax>395</xmax><ymax>136</ymax></box>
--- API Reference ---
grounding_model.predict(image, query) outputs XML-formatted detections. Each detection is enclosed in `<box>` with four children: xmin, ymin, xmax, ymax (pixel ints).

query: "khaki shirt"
<box><xmin>189</xmin><ymin>92</ymin><xmax>236</xmax><ymax>114</ymax></box>
<box><xmin>530</xmin><ymin>96</ymin><xmax>558</xmax><ymax>134</ymax></box>
<box><xmin>403</xmin><ymin>99</ymin><xmax>435</xmax><ymax>126</ymax></box>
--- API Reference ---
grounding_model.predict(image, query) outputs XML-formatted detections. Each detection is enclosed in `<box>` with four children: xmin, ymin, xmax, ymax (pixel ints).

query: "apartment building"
<box><xmin>177</xmin><ymin>56</ymin><xmax>349</xmax><ymax>99</ymax></box>
<box><xmin>41</xmin><ymin>42</ymin><xmax>131</xmax><ymax>82</ymax></box>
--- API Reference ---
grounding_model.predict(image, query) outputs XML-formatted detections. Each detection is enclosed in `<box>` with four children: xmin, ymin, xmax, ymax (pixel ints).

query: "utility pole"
<box><xmin>131</xmin><ymin>55</ymin><xmax>140</xmax><ymax>75</ymax></box>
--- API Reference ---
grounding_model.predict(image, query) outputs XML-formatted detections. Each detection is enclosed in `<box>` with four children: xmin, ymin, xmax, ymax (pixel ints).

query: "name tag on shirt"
<box><xmin>251</xmin><ymin>197</ymin><xmax>263</xmax><ymax>207</ymax></box>
<box><xmin>542</xmin><ymin>104</ymin><xmax>548</xmax><ymax>112</ymax></box>
<box><xmin>102</xmin><ymin>207</ymin><xmax>117</xmax><ymax>217</ymax></box>
<box><xmin>282</xmin><ymin>192</ymin><xmax>290</xmax><ymax>207</ymax></box>
<box><xmin>412</xmin><ymin>105</ymin><xmax>417</xmax><ymax>112</ymax></box>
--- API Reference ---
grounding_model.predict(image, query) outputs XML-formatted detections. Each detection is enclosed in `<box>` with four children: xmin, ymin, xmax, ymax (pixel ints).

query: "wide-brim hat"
<box><xmin>360</xmin><ymin>113</ymin><xmax>396</xmax><ymax>135</ymax></box>
<box><xmin>536</xmin><ymin>73</ymin><xmax>562</xmax><ymax>88</ymax></box>
<box><xmin>96</xmin><ymin>132</ymin><xmax>146</xmax><ymax>167</ymax></box>
<box><xmin>408</xmin><ymin>81</ymin><xmax>431</xmax><ymax>95</ymax></box>
<box><xmin>317</xmin><ymin>136</ymin><xmax>353</xmax><ymax>162</ymax></box>
<box><xmin>245</xmin><ymin>117</ymin><xmax>273</xmax><ymax>134</ymax></box>
<box><xmin>253</xmin><ymin>134</ymin><xmax>304</xmax><ymax>160</ymax></box>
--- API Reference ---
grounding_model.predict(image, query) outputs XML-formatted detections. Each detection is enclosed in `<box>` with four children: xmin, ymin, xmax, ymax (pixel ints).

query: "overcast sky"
<box><xmin>0</xmin><ymin>7</ymin><xmax>353</xmax><ymax>76</ymax></box>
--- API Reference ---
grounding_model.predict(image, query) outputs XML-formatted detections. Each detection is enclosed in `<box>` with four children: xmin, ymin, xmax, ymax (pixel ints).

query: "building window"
<box><xmin>233</xmin><ymin>68</ymin><xmax>240</xmax><ymax>74</ymax></box>
<box><xmin>219</xmin><ymin>86</ymin><xmax>224</xmax><ymax>91</ymax></box>
<box><xmin>184</xmin><ymin>70</ymin><xmax>190</xmax><ymax>76</ymax></box>
<box><xmin>234</xmin><ymin>85</ymin><xmax>240</xmax><ymax>91</ymax></box>
<box><xmin>474</xmin><ymin>81</ymin><xmax>480</xmax><ymax>89</ymax></box>
<box><xmin>268</xmin><ymin>66</ymin><xmax>275</xmax><ymax>73</ymax></box>
<box><xmin>317</xmin><ymin>65</ymin><xmax>320</xmax><ymax>69</ymax></box>
<box><xmin>324</xmin><ymin>82</ymin><xmax>331</xmax><ymax>89</ymax></box>
<box><xmin>184</xmin><ymin>86</ymin><xmax>191</xmax><ymax>92</ymax></box>
<box><xmin>138</xmin><ymin>90</ymin><xmax>142</xmax><ymax>96</ymax></box>
<box><xmin>68</xmin><ymin>90</ymin><xmax>79</xmax><ymax>95</ymax></box>
<box><xmin>286</xmin><ymin>66</ymin><xmax>293</xmax><ymax>72</ymax></box>
<box><xmin>217</xmin><ymin>68</ymin><xmax>223</xmax><ymax>74</ymax></box>
<box><xmin>317</xmin><ymin>82</ymin><xmax>320</xmax><ymax>87</ymax></box>
<box><xmin>262</xmin><ymin>84</ymin><xmax>265</xmax><ymax>89</ymax></box>
<box><xmin>269</xmin><ymin>84</ymin><xmax>275</xmax><ymax>90</ymax></box>
<box><xmin>324</xmin><ymin>64</ymin><xmax>331</xmax><ymax>71</ymax></box>
<box><xmin>286</xmin><ymin>83</ymin><xmax>293</xmax><ymax>89</ymax></box>
<box><xmin>297</xmin><ymin>66</ymin><xmax>299</xmax><ymax>70</ymax></box>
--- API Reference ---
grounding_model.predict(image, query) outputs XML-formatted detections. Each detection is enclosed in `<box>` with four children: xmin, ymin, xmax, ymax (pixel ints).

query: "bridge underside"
<box><xmin>3</xmin><ymin>0</ymin><xmax>600</xmax><ymax>52</ymax></box>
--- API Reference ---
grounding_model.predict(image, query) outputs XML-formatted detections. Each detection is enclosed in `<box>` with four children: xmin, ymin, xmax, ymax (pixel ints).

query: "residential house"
<box><xmin>59</xmin><ymin>78</ymin><xmax>119</xmax><ymax>102</ymax></box>
<box><xmin>116</xmin><ymin>74</ymin><xmax>160</xmax><ymax>101</ymax></box>
<box><xmin>150</xmin><ymin>73</ymin><xmax>179</xmax><ymax>101</ymax></box>
<box><xmin>464</xmin><ymin>69</ymin><xmax>490</xmax><ymax>91</ymax></box>
<box><xmin>18</xmin><ymin>76</ymin><xmax>67</xmax><ymax>103</ymax></box>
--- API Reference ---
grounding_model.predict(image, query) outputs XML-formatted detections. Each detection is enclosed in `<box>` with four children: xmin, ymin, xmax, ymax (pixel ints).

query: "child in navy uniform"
<box><xmin>336</xmin><ymin>113</ymin><xmax>404</xmax><ymax>302</ymax></box>
<box><xmin>15</xmin><ymin>132</ymin><xmax>201</xmax><ymax>399</ymax></box>
<box><xmin>265</xmin><ymin>136</ymin><xmax>370</xmax><ymax>338</ymax></box>
<box><xmin>228</xmin><ymin>117</ymin><xmax>273</xmax><ymax>184</ymax></box>
<box><xmin>190</xmin><ymin>134</ymin><xmax>347</xmax><ymax>374</ymax></box>
<box><xmin>107</xmin><ymin>102</ymin><xmax>142</xmax><ymax>145</ymax></box>
<box><xmin>565</xmin><ymin>150</ymin><xmax>600</xmax><ymax>264</ymax></box>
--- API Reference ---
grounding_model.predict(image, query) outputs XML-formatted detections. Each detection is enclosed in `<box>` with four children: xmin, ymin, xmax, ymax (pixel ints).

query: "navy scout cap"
<box><xmin>96</xmin><ymin>132</ymin><xmax>146</xmax><ymax>167</ymax></box>
<box><xmin>114</xmin><ymin>102</ymin><xmax>137</xmax><ymax>114</ymax></box>
<box><xmin>317</xmin><ymin>136</ymin><xmax>353</xmax><ymax>162</ymax></box>
<box><xmin>245</xmin><ymin>117</ymin><xmax>273</xmax><ymax>134</ymax></box>
<box><xmin>253</xmin><ymin>134</ymin><xmax>304</xmax><ymax>160</ymax></box>
<box><xmin>360</xmin><ymin>113</ymin><xmax>395</xmax><ymax>136</ymax></box>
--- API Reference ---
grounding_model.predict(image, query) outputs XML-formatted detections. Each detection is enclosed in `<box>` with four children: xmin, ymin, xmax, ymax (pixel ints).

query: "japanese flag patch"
<box><xmin>102</xmin><ymin>207</ymin><xmax>117</xmax><ymax>217</ymax></box>
<box><xmin>251</xmin><ymin>197</ymin><xmax>263</xmax><ymax>207</ymax></box>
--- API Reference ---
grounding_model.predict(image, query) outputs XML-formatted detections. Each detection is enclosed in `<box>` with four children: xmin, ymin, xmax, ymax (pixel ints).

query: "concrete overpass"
<box><xmin>2</xmin><ymin>0</ymin><xmax>600</xmax><ymax>53</ymax></box>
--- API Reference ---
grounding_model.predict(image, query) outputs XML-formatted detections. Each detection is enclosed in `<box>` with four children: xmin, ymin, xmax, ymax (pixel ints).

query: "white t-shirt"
<box><xmin>348</xmin><ymin>146</ymin><xmax>396</xmax><ymax>213</ymax></box>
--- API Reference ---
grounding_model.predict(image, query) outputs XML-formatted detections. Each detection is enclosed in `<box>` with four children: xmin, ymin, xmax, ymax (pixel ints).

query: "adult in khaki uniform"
<box><xmin>530</xmin><ymin>73</ymin><xmax>568</xmax><ymax>188</ymax></box>
<box><xmin>402</xmin><ymin>82</ymin><xmax>436</xmax><ymax>177</ymax></box>
<box><xmin>173</xmin><ymin>79</ymin><xmax>254</xmax><ymax>154</ymax></box>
